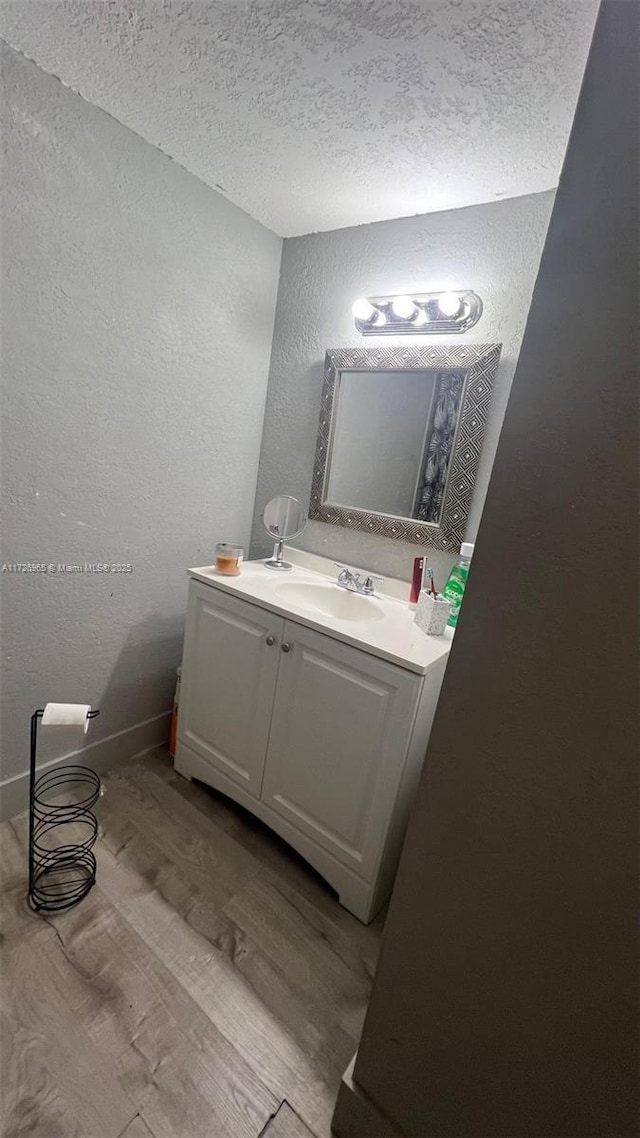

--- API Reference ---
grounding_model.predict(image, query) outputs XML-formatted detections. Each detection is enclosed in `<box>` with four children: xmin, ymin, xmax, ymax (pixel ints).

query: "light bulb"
<box><xmin>438</xmin><ymin>292</ymin><xmax>462</xmax><ymax>317</ymax></box>
<box><xmin>373</xmin><ymin>309</ymin><xmax>387</xmax><ymax>327</ymax></box>
<box><xmin>352</xmin><ymin>297</ymin><xmax>377</xmax><ymax>322</ymax></box>
<box><xmin>413</xmin><ymin>306</ymin><xmax>429</xmax><ymax>325</ymax></box>
<box><xmin>390</xmin><ymin>295</ymin><xmax>417</xmax><ymax>320</ymax></box>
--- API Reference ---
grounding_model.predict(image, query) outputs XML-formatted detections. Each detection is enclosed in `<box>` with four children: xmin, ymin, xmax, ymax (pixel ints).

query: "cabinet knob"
<box><xmin>265</xmin><ymin>634</ymin><xmax>276</xmax><ymax>646</ymax></box>
<box><xmin>281</xmin><ymin>642</ymin><xmax>291</xmax><ymax>653</ymax></box>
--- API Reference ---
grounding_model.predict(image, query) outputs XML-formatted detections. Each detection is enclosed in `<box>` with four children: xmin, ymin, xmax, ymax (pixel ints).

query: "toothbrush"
<box><xmin>427</xmin><ymin>566</ymin><xmax>437</xmax><ymax>597</ymax></box>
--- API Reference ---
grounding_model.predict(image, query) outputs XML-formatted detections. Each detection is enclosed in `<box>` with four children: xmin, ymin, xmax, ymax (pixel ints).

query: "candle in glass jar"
<box><xmin>214</xmin><ymin>543</ymin><xmax>243</xmax><ymax>576</ymax></box>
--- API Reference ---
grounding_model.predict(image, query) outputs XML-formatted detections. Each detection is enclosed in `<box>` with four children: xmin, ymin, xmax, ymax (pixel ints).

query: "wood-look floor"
<box><xmin>1</xmin><ymin>749</ymin><xmax>383</xmax><ymax>1138</ymax></box>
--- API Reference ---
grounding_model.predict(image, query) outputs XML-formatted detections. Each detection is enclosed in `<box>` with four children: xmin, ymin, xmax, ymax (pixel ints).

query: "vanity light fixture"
<box><xmin>352</xmin><ymin>290</ymin><xmax>482</xmax><ymax>335</ymax></box>
<box><xmin>390</xmin><ymin>295</ymin><xmax>418</xmax><ymax>320</ymax></box>
<box><xmin>351</xmin><ymin>297</ymin><xmax>388</xmax><ymax>327</ymax></box>
<box><xmin>351</xmin><ymin>299</ymin><xmax>387</xmax><ymax>328</ymax></box>
<box><xmin>352</xmin><ymin>297</ymin><xmax>377</xmax><ymax>322</ymax></box>
<box><xmin>437</xmin><ymin>291</ymin><xmax>463</xmax><ymax>317</ymax></box>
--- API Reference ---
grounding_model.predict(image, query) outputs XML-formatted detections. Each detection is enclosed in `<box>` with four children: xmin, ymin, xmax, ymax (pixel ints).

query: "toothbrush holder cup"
<box><xmin>414</xmin><ymin>590</ymin><xmax>451</xmax><ymax>637</ymax></box>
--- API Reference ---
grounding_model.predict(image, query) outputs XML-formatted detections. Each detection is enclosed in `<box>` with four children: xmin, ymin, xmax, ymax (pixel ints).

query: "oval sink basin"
<box><xmin>274</xmin><ymin>580</ymin><xmax>385</xmax><ymax>623</ymax></box>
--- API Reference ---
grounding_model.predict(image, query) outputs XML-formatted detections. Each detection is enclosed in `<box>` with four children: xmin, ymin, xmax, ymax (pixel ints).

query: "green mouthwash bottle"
<box><xmin>442</xmin><ymin>542</ymin><xmax>474</xmax><ymax>628</ymax></box>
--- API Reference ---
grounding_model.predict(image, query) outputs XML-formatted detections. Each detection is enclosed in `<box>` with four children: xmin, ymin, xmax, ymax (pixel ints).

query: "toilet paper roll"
<box><xmin>41</xmin><ymin>703</ymin><xmax>92</xmax><ymax>732</ymax></box>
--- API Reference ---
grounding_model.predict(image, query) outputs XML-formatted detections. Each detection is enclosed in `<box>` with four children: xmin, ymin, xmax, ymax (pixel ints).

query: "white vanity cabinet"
<box><xmin>262</xmin><ymin>622</ymin><xmax>420</xmax><ymax>882</ymax></box>
<box><xmin>175</xmin><ymin>573</ymin><xmax>448</xmax><ymax>923</ymax></box>
<box><xmin>177</xmin><ymin>582</ymin><xmax>283</xmax><ymax>795</ymax></box>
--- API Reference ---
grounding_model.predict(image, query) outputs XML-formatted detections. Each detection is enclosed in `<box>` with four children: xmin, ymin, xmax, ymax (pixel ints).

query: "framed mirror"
<box><xmin>309</xmin><ymin>344</ymin><xmax>501</xmax><ymax>551</ymax></box>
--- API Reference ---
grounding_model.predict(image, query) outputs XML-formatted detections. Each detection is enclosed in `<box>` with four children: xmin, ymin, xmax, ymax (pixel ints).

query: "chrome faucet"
<box><xmin>334</xmin><ymin>563</ymin><xmax>384</xmax><ymax>596</ymax></box>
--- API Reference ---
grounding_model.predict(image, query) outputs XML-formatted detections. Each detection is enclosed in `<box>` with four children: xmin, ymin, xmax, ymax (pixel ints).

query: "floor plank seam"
<box><xmin>115</xmin><ymin>1111</ymin><xmax>142</xmax><ymax>1138</ymax></box>
<box><xmin>259</xmin><ymin>1098</ymin><xmax>321</xmax><ymax>1138</ymax></box>
<box><xmin>256</xmin><ymin>1101</ymin><xmax>284</xmax><ymax>1137</ymax></box>
<box><xmin>41</xmin><ymin>911</ymin><xmax>96</xmax><ymax>986</ymax></box>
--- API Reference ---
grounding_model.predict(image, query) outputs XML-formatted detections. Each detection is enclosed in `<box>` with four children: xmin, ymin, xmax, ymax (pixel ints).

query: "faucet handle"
<box><xmin>334</xmin><ymin>562</ymin><xmax>362</xmax><ymax>589</ymax></box>
<box><xmin>362</xmin><ymin>573</ymin><xmax>384</xmax><ymax>594</ymax></box>
<box><xmin>334</xmin><ymin>561</ymin><xmax>358</xmax><ymax>578</ymax></box>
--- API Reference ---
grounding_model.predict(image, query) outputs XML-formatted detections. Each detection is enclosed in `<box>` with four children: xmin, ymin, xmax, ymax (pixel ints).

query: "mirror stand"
<box><xmin>262</xmin><ymin>495</ymin><xmax>307</xmax><ymax>571</ymax></box>
<box><xmin>265</xmin><ymin>536</ymin><xmax>292</xmax><ymax>572</ymax></box>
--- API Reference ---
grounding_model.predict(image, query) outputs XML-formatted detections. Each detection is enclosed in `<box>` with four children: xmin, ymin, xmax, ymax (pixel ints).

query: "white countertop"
<box><xmin>188</xmin><ymin>552</ymin><xmax>453</xmax><ymax>676</ymax></box>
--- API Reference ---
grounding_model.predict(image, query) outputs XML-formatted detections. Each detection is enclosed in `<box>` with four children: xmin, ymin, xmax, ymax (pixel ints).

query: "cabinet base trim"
<box><xmin>174</xmin><ymin>740</ymin><xmax>382</xmax><ymax>923</ymax></box>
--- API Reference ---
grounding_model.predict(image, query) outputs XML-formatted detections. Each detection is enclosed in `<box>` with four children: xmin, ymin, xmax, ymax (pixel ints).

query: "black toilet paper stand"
<box><xmin>28</xmin><ymin>707</ymin><xmax>102</xmax><ymax>913</ymax></box>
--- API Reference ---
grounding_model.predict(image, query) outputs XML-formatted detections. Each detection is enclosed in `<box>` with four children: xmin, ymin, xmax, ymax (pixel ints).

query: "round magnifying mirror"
<box><xmin>263</xmin><ymin>495</ymin><xmax>306</xmax><ymax>571</ymax></box>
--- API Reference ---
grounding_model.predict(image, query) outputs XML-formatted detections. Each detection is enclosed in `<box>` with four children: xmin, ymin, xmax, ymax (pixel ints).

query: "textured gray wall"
<box><xmin>339</xmin><ymin>3</ymin><xmax>639</xmax><ymax>1134</ymax></box>
<box><xmin>0</xmin><ymin>45</ymin><xmax>282</xmax><ymax>792</ymax></box>
<box><xmin>251</xmin><ymin>191</ymin><xmax>554</xmax><ymax>589</ymax></box>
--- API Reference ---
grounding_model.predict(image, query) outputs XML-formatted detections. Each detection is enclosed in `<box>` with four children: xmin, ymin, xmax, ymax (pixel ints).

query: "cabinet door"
<box><xmin>261</xmin><ymin>620</ymin><xmax>421</xmax><ymax>879</ymax></box>
<box><xmin>178</xmin><ymin>582</ymin><xmax>283</xmax><ymax>796</ymax></box>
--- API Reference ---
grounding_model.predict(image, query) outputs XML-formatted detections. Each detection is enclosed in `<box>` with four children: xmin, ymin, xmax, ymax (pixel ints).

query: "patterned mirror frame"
<box><xmin>309</xmin><ymin>343</ymin><xmax>501</xmax><ymax>552</ymax></box>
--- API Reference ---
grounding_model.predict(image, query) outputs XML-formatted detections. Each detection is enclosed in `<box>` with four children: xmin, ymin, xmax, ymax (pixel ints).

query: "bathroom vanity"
<box><xmin>175</xmin><ymin>554</ymin><xmax>451</xmax><ymax>923</ymax></box>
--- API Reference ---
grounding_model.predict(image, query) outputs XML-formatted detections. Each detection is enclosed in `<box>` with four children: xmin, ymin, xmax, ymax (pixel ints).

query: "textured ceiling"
<box><xmin>0</xmin><ymin>0</ymin><xmax>598</xmax><ymax>237</ymax></box>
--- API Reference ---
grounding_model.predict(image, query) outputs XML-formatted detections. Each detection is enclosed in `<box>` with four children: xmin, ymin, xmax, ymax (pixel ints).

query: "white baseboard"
<box><xmin>331</xmin><ymin>1053</ymin><xmax>402</xmax><ymax>1137</ymax></box>
<box><xmin>0</xmin><ymin>711</ymin><xmax>171</xmax><ymax>821</ymax></box>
